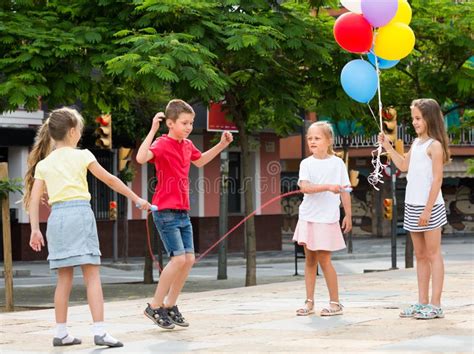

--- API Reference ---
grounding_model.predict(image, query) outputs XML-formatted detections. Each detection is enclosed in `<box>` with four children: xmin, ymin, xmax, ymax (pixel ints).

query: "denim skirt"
<box><xmin>46</xmin><ymin>200</ymin><xmax>101</xmax><ymax>269</ymax></box>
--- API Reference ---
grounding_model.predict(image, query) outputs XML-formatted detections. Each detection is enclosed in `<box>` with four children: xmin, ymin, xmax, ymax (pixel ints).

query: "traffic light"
<box><xmin>382</xmin><ymin>107</ymin><xmax>397</xmax><ymax>143</ymax></box>
<box><xmin>383</xmin><ymin>198</ymin><xmax>393</xmax><ymax>220</ymax></box>
<box><xmin>118</xmin><ymin>147</ymin><xmax>132</xmax><ymax>172</ymax></box>
<box><xmin>395</xmin><ymin>138</ymin><xmax>404</xmax><ymax>155</ymax></box>
<box><xmin>109</xmin><ymin>201</ymin><xmax>117</xmax><ymax>220</ymax></box>
<box><xmin>95</xmin><ymin>114</ymin><xmax>112</xmax><ymax>149</ymax></box>
<box><xmin>349</xmin><ymin>169</ymin><xmax>359</xmax><ymax>187</ymax></box>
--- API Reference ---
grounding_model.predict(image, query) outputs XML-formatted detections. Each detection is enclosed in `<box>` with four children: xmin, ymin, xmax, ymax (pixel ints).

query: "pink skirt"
<box><xmin>292</xmin><ymin>220</ymin><xmax>346</xmax><ymax>252</ymax></box>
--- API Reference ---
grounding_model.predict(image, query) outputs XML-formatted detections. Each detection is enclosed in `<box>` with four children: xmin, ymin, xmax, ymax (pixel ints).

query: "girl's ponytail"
<box><xmin>23</xmin><ymin>120</ymin><xmax>52</xmax><ymax>210</ymax></box>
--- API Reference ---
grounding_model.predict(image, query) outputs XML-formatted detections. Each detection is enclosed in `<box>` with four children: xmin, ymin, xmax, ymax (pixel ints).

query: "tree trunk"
<box><xmin>0</xmin><ymin>163</ymin><xmax>14</xmax><ymax>311</ymax></box>
<box><xmin>235</xmin><ymin>119</ymin><xmax>257</xmax><ymax>286</ymax></box>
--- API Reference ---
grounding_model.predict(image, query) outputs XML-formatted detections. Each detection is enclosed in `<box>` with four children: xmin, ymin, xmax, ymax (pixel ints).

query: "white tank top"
<box><xmin>405</xmin><ymin>138</ymin><xmax>444</xmax><ymax>205</ymax></box>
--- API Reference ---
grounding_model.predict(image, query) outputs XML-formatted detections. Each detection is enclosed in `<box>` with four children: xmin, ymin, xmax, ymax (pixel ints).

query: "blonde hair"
<box><xmin>411</xmin><ymin>98</ymin><xmax>451</xmax><ymax>164</ymax></box>
<box><xmin>307</xmin><ymin>121</ymin><xmax>336</xmax><ymax>155</ymax></box>
<box><xmin>165</xmin><ymin>99</ymin><xmax>194</xmax><ymax>122</ymax></box>
<box><xmin>23</xmin><ymin>107</ymin><xmax>84</xmax><ymax>210</ymax></box>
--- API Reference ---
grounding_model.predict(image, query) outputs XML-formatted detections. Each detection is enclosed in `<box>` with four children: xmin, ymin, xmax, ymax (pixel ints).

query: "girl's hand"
<box><xmin>342</xmin><ymin>215</ymin><xmax>352</xmax><ymax>233</ymax></box>
<box><xmin>151</xmin><ymin>112</ymin><xmax>165</xmax><ymax>132</ymax></box>
<box><xmin>378</xmin><ymin>133</ymin><xmax>392</xmax><ymax>152</ymax></box>
<box><xmin>327</xmin><ymin>185</ymin><xmax>341</xmax><ymax>194</ymax></box>
<box><xmin>29</xmin><ymin>230</ymin><xmax>45</xmax><ymax>252</ymax></box>
<box><xmin>219</xmin><ymin>131</ymin><xmax>233</xmax><ymax>147</ymax></box>
<box><xmin>418</xmin><ymin>208</ymin><xmax>432</xmax><ymax>227</ymax></box>
<box><xmin>135</xmin><ymin>198</ymin><xmax>152</xmax><ymax>210</ymax></box>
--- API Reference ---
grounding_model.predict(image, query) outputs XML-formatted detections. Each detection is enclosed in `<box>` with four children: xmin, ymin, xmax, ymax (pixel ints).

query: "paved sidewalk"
<box><xmin>0</xmin><ymin>242</ymin><xmax>473</xmax><ymax>352</ymax></box>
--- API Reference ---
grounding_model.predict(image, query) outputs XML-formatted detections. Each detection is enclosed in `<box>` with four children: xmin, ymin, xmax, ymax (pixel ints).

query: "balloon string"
<box><xmin>367</xmin><ymin>103</ymin><xmax>382</xmax><ymax>130</ymax></box>
<box><xmin>367</xmin><ymin>30</ymin><xmax>386</xmax><ymax>190</ymax></box>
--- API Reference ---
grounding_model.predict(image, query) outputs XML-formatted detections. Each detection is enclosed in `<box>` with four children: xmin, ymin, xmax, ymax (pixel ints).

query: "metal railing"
<box><xmin>334</xmin><ymin>126</ymin><xmax>473</xmax><ymax>148</ymax></box>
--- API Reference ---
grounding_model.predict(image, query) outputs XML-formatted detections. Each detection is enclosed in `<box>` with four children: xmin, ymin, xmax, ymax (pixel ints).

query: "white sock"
<box><xmin>55</xmin><ymin>323</ymin><xmax>76</xmax><ymax>344</ymax></box>
<box><xmin>92</xmin><ymin>322</ymin><xmax>106</xmax><ymax>336</ymax></box>
<box><xmin>55</xmin><ymin>323</ymin><xmax>68</xmax><ymax>338</ymax></box>
<box><xmin>102</xmin><ymin>333</ymin><xmax>119</xmax><ymax>344</ymax></box>
<box><xmin>92</xmin><ymin>322</ymin><xmax>118</xmax><ymax>344</ymax></box>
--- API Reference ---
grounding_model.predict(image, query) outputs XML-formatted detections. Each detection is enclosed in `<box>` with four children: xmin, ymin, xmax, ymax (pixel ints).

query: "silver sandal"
<box><xmin>320</xmin><ymin>301</ymin><xmax>344</xmax><ymax>316</ymax></box>
<box><xmin>296</xmin><ymin>299</ymin><xmax>315</xmax><ymax>316</ymax></box>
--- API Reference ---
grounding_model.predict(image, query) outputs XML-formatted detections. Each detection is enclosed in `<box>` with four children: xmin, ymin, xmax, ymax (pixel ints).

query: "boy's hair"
<box><xmin>307</xmin><ymin>121</ymin><xmax>336</xmax><ymax>155</ymax></box>
<box><xmin>23</xmin><ymin>107</ymin><xmax>84</xmax><ymax>210</ymax></box>
<box><xmin>165</xmin><ymin>99</ymin><xmax>194</xmax><ymax>122</ymax></box>
<box><xmin>411</xmin><ymin>98</ymin><xmax>451</xmax><ymax>164</ymax></box>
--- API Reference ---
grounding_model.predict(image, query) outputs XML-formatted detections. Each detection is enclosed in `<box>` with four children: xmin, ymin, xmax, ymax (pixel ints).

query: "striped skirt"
<box><xmin>403</xmin><ymin>203</ymin><xmax>447</xmax><ymax>232</ymax></box>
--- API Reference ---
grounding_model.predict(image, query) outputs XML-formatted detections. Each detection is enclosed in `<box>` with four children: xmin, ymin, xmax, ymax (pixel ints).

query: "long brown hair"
<box><xmin>411</xmin><ymin>98</ymin><xmax>451</xmax><ymax>164</ymax></box>
<box><xmin>307</xmin><ymin>121</ymin><xmax>336</xmax><ymax>155</ymax></box>
<box><xmin>23</xmin><ymin>107</ymin><xmax>84</xmax><ymax>210</ymax></box>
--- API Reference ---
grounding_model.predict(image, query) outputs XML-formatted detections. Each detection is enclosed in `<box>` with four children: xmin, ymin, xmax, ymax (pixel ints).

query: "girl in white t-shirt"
<box><xmin>293</xmin><ymin>121</ymin><xmax>352</xmax><ymax>317</ymax></box>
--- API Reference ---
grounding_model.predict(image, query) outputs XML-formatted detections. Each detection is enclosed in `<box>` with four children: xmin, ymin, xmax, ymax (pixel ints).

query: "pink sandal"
<box><xmin>296</xmin><ymin>299</ymin><xmax>315</xmax><ymax>316</ymax></box>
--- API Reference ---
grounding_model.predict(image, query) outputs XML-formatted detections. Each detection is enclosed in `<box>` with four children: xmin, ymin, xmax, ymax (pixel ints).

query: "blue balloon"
<box><xmin>341</xmin><ymin>59</ymin><xmax>378</xmax><ymax>103</ymax></box>
<box><xmin>367</xmin><ymin>51</ymin><xmax>399</xmax><ymax>69</ymax></box>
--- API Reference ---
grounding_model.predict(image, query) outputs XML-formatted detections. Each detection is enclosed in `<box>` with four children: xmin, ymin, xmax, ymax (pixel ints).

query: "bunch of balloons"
<box><xmin>334</xmin><ymin>0</ymin><xmax>415</xmax><ymax>103</ymax></box>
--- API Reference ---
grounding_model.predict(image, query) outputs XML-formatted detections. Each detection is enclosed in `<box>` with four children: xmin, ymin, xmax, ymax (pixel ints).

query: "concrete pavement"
<box><xmin>0</xmin><ymin>236</ymin><xmax>473</xmax><ymax>352</ymax></box>
<box><xmin>0</xmin><ymin>259</ymin><xmax>473</xmax><ymax>352</ymax></box>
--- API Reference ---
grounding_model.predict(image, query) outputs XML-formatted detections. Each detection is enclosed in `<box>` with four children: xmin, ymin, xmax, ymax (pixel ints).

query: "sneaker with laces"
<box><xmin>167</xmin><ymin>305</ymin><xmax>189</xmax><ymax>327</ymax></box>
<box><xmin>399</xmin><ymin>303</ymin><xmax>426</xmax><ymax>318</ymax></box>
<box><xmin>144</xmin><ymin>303</ymin><xmax>175</xmax><ymax>329</ymax></box>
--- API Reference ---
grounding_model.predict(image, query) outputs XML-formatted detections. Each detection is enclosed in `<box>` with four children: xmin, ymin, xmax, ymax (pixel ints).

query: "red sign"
<box><xmin>207</xmin><ymin>102</ymin><xmax>238</xmax><ymax>132</ymax></box>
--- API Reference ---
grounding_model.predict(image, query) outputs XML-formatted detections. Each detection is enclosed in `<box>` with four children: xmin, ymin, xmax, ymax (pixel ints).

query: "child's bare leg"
<box><xmin>150</xmin><ymin>255</ymin><xmax>186</xmax><ymax>308</ymax></box>
<box><xmin>304</xmin><ymin>247</ymin><xmax>318</xmax><ymax>301</ymax></box>
<box><xmin>411</xmin><ymin>232</ymin><xmax>430</xmax><ymax>304</ymax></box>
<box><xmin>81</xmin><ymin>264</ymin><xmax>104</xmax><ymax>322</ymax></box>
<box><xmin>317</xmin><ymin>251</ymin><xmax>340</xmax><ymax>307</ymax></box>
<box><xmin>424</xmin><ymin>228</ymin><xmax>444</xmax><ymax>306</ymax></box>
<box><xmin>165</xmin><ymin>253</ymin><xmax>195</xmax><ymax>307</ymax></box>
<box><xmin>54</xmin><ymin>267</ymin><xmax>74</xmax><ymax>323</ymax></box>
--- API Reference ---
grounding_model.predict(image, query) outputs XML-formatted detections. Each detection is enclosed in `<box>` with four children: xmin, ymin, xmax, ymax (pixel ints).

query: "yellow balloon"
<box><xmin>389</xmin><ymin>0</ymin><xmax>412</xmax><ymax>25</ymax></box>
<box><xmin>374</xmin><ymin>22</ymin><xmax>416</xmax><ymax>61</ymax></box>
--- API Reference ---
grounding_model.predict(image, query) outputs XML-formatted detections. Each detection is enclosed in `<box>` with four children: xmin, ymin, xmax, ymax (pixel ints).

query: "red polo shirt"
<box><xmin>149</xmin><ymin>135</ymin><xmax>202</xmax><ymax>210</ymax></box>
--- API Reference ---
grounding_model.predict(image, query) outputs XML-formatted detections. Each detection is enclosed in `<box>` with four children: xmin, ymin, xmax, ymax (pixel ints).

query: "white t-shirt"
<box><xmin>298</xmin><ymin>155</ymin><xmax>350</xmax><ymax>223</ymax></box>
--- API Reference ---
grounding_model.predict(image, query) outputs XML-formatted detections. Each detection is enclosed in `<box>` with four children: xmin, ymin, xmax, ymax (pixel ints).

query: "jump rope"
<box><xmin>139</xmin><ymin>187</ymin><xmax>352</xmax><ymax>273</ymax></box>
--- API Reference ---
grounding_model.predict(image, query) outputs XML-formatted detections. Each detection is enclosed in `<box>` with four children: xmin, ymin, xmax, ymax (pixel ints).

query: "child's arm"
<box><xmin>193</xmin><ymin>131</ymin><xmax>233</xmax><ymax>168</ymax></box>
<box><xmin>378</xmin><ymin>133</ymin><xmax>411</xmax><ymax>172</ymax></box>
<box><xmin>88</xmin><ymin>162</ymin><xmax>150</xmax><ymax>209</ymax></box>
<box><xmin>136</xmin><ymin>112</ymin><xmax>164</xmax><ymax>164</ymax></box>
<box><xmin>28</xmin><ymin>179</ymin><xmax>45</xmax><ymax>252</ymax></box>
<box><xmin>419</xmin><ymin>141</ymin><xmax>444</xmax><ymax>226</ymax></box>
<box><xmin>298</xmin><ymin>180</ymin><xmax>341</xmax><ymax>194</ymax></box>
<box><xmin>340</xmin><ymin>192</ymin><xmax>352</xmax><ymax>233</ymax></box>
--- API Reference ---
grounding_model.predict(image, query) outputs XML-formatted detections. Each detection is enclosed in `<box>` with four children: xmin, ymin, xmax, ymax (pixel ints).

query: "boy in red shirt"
<box><xmin>136</xmin><ymin>99</ymin><xmax>233</xmax><ymax>329</ymax></box>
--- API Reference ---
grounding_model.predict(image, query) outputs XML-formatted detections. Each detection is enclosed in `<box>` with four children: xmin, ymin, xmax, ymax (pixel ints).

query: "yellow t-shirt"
<box><xmin>34</xmin><ymin>147</ymin><xmax>97</xmax><ymax>205</ymax></box>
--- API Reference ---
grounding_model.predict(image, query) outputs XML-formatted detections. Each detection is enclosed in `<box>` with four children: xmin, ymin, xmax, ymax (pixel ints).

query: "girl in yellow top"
<box><xmin>24</xmin><ymin>107</ymin><xmax>150</xmax><ymax>348</ymax></box>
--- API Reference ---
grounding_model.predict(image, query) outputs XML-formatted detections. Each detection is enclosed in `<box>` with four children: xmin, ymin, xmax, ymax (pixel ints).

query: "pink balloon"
<box><xmin>361</xmin><ymin>0</ymin><xmax>398</xmax><ymax>28</ymax></box>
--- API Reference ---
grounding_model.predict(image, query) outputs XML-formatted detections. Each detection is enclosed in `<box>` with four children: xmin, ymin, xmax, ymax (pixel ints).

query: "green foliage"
<box><xmin>1</xmin><ymin>0</ymin><xmax>471</xmax><ymax>142</ymax></box>
<box><xmin>0</xmin><ymin>178</ymin><xmax>23</xmax><ymax>199</ymax></box>
<box><xmin>380</xmin><ymin>0</ymin><xmax>474</xmax><ymax>123</ymax></box>
<box><xmin>467</xmin><ymin>159</ymin><xmax>474</xmax><ymax>176</ymax></box>
<box><xmin>119</xmin><ymin>165</ymin><xmax>136</xmax><ymax>184</ymax></box>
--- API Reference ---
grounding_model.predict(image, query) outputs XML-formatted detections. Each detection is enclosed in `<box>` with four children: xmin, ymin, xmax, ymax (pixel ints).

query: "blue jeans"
<box><xmin>152</xmin><ymin>211</ymin><xmax>194</xmax><ymax>257</ymax></box>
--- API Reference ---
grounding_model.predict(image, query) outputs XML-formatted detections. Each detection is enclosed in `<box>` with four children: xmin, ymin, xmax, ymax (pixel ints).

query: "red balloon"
<box><xmin>333</xmin><ymin>13</ymin><xmax>373</xmax><ymax>53</ymax></box>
